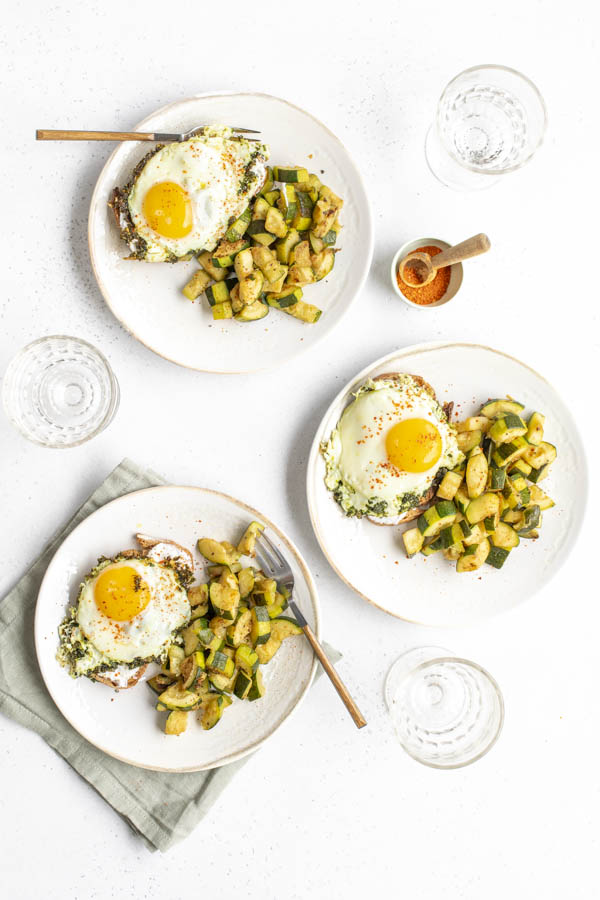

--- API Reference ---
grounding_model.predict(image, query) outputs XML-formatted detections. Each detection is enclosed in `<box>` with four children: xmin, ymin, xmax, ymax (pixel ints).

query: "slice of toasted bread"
<box><xmin>93</xmin><ymin>664</ymin><xmax>148</xmax><ymax>690</ymax></box>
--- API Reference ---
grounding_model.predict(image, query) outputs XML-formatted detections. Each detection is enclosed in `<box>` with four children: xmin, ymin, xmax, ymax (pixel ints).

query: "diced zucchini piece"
<box><xmin>235</xmin><ymin>299</ymin><xmax>268</xmax><ymax>322</ymax></box>
<box><xmin>456</xmin><ymin>538</ymin><xmax>490</xmax><ymax>573</ymax></box>
<box><xmin>486</xmin><ymin>546</ymin><xmax>510</xmax><ymax>569</ymax></box>
<box><xmin>466</xmin><ymin>450</ymin><xmax>488</xmax><ymax>499</ymax></box>
<box><xmin>269</xmin><ymin>297</ymin><xmax>321</xmax><ymax>323</ymax></box>
<box><xmin>483</xmin><ymin>515</ymin><xmax>498</xmax><ymax>535</ymax></box>
<box><xmin>526</xmin><ymin>412</ymin><xmax>545</xmax><ymax>445</ymax></box>
<box><xmin>462</xmin><ymin>522</ymin><xmax>486</xmax><ymax>546</ymax></box>
<box><xmin>402</xmin><ymin>526</ymin><xmax>424</xmax><ymax>557</ymax></box>
<box><xmin>234</xmin><ymin>247</ymin><xmax>254</xmax><ymax>279</ymax></box>
<box><xmin>235</xmin><ymin>644</ymin><xmax>259</xmax><ymax>674</ymax></box>
<box><xmin>520</xmin><ymin>529</ymin><xmax>540</xmax><ymax>540</ymax></box>
<box><xmin>489</xmin><ymin>414</ymin><xmax>528</xmax><ymax>444</ymax></box>
<box><xmin>147</xmin><ymin>673</ymin><xmax>175</xmax><ymax>694</ymax></box>
<box><xmin>211</xmin><ymin>300</ymin><xmax>233</xmax><ymax>320</ymax></box>
<box><xmin>528</xmin><ymin>485</ymin><xmax>555</xmax><ymax>510</ymax></box>
<box><xmin>274</xmin><ymin>166</ymin><xmax>309</xmax><ymax>183</ymax></box>
<box><xmin>443</xmin><ymin>544</ymin><xmax>464</xmax><ymax>560</ymax></box>
<box><xmin>457</xmin><ymin>430</ymin><xmax>482</xmax><ymax>453</ymax></box>
<box><xmin>266</xmin><ymin>593</ymin><xmax>287</xmax><ymax>619</ymax></box>
<box><xmin>271</xmin><ymin>617</ymin><xmax>303</xmax><ymax>641</ymax></box>
<box><xmin>164</xmin><ymin>710</ymin><xmax>188</xmax><ymax>735</ymax></box>
<box><xmin>246</xmin><ymin>219</ymin><xmax>276</xmax><ymax>246</ymax></box>
<box><xmin>275</xmin><ymin>228</ymin><xmax>301</xmax><ymax>264</ymax></box>
<box><xmin>480</xmin><ymin>399</ymin><xmax>525</xmax><ymax>418</ymax></box>
<box><xmin>454</xmin><ymin>485</ymin><xmax>470</xmax><ymax>515</ymax></box>
<box><xmin>227</xmin><ymin>608</ymin><xmax>253</xmax><ymax>648</ymax></box>
<box><xmin>201</xmin><ymin>694</ymin><xmax>232</xmax><ymax>730</ymax></box>
<box><xmin>322</xmin><ymin>227</ymin><xmax>338</xmax><ymax>246</ymax></box>
<box><xmin>237</xmin><ymin>521</ymin><xmax>264</xmax><ymax>556</ymax></box>
<box><xmin>198</xmin><ymin>538</ymin><xmax>233</xmax><ymax>566</ymax></box>
<box><xmin>437</xmin><ymin>470</ymin><xmax>463</xmax><ymax>501</ymax></box>
<box><xmin>311</xmin><ymin>248</ymin><xmax>335</xmax><ymax>281</ymax></box>
<box><xmin>510</xmin><ymin>459</ymin><xmax>532</xmax><ymax>477</ymax></box>
<box><xmin>188</xmin><ymin>583</ymin><xmax>209</xmax><ymax>611</ymax></box>
<box><xmin>182</xmin><ymin>624</ymin><xmax>201</xmax><ymax>656</ymax></box>
<box><xmin>488</xmin><ymin>466</ymin><xmax>506</xmax><ymax>491</ymax></box>
<box><xmin>287</xmin><ymin>264</ymin><xmax>315</xmax><ymax>286</ymax></box>
<box><xmin>492</xmin><ymin>436</ymin><xmax>530</xmax><ymax>468</ymax></box>
<box><xmin>247</xmin><ymin>670</ymin><xmax>265</xmax><ymax>701</ymax></box>
<box><xmin>183</xmin><ymin>268</ymin><xmax>212</xmax><ymax>300</ymax></box>
<box><xmin>158</xmin><ymin>682</ymin><xmax>202</xmax><ymax>711</ymax></box>
<box><xmin>435</xmin><ymin>523</ymin><xmax>470</xmax><ymax>550</ymax></box>
<box><xmin>417</xmin><ymin>501</ymin><xmax>457</xmax><ymax>538</ymax></box>
<box><xmin>164</xmin><ymin>645</ymin><xmax>185</xmax><ymax>677</ymax></box>
<box><xmin>421</xmin><ymin>543</ymin><xmax>441</xmax><ymax>556</ymax></box>
<box><xmin>259</xmin><ymin>167</ymin><xmax>274</xmax><ymax>195</ymax></box>
<box><xmin>205</xmin><ymin>280</ymin><xmax>230</xmax><ymax>306</ymax></box>
<box><xmin>265</xmin><ymin>265</ymin><xmax>288</xmax><ymax>293</ymax></box>
<box><xmin>233</xmin><ymin>669</ymin><xmax>253</xmax><ymax>700</ymax></box>
<box><xmin>250</xmin><ymin>605</ymin><xmax>271</xmax><ymax>645</ymax></box>
<box><xmin>239</xmin><ymin>270</ymin><xmax>264</xmax><ymax>305</ymax></box>
<box><xmin>224</xmin><ymin>207</ymin><xmax>252</xmax><ymax>242</ymax></box>
<box><xmin>291</xmin><ymin>240</ymin><xmax>311</xmax><ymax>267</ymax></box>
<box><xmin>209</xmin><ymin>582</ymin><xmax>240</xmax><ymax>622</ymax></box>
<box><xmin>528</xmin><ymin>463</ymin><xmax>551</xmax><ymax>483</ymax></box>
<box><xmin>277</xmin><ymin>184</ymin><xmax>297</xmax><ymax>223</ymax></box>
<box><xmin>251</xmin><ymin>245</ymin><xmax>284</xmax><ymax>283</ymax></box>
<box><xmin>465</xmin><ymin>492</ymin><xmax>500</xmax><ymax>525</ymax></box>
<box><xmin>206</xmin><ymin>650</ymin><xmax>235</xmax><ymax>679</ymax></box>
<box><xmin>292</xmin><ymin>190</ymin><xmax>314</xmax><ymax>231</ymax></box>
<box><xmin>491</xmin><ymin>521</ymin><xmax>520</xmax><ymax>549</ymax></box>
<box><xmin>255</xmin><ymin>634</ymin><xmax>282</xmax><ymax>664</ymax></box>
<box><xmin>309</xmin><ymin>232</ymin><xmax>324</xmax><ymax>254</ymax></box>
<box><xmin>266</xmin><ymin>286</ymin><xmax>303</xmax><ymax>308</ymax></box>
<box><xmin>198</xmin><ymin>251</ymin><xmax>228</xmax><ymax>281</ymax></box>
<box><xmin>237</xmin><ymin>568</ymin><xmax>255</xmax><ymax>599</ymax></box>
<box><xmin>180</xmin><ymin>654</ymin><xmax>199</xmax><ymax>691</ymax></box>
<box><xmin>522</xmin><ymin>441</ymin><xmax>557</xmax><ymax>468</ymax></box>
<box><xmin>209</xmin><ymin>615</ymin><xmax>230</xmax><ymax>639</ymax></box>
<box><xmin>518</xmin><ymin>505</ymin><xmax>541</xmax><ymax>533</ymax></box>
<box><xmin>263</xmin><ymin>189</ymin><xmax>280</xmax><ymax>206</ymax></box>
<box><xmin>252</xmin><ymin>197</ymin><xmax>271</xmax><ymax>220</ymax></box>
<box><xmin>265</xmin><ymin>206</ymin><xmax>288</xmax><ymax>238</ymax></box>
<box><xmin>457</xmin><ymin>416</ymin><xmax>491</xmax><ymax>433</ymax></box>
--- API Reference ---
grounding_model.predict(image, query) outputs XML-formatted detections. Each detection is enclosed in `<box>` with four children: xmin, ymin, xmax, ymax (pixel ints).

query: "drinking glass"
<box><xmin>2</xmin><ymin>335</ymin><xmax>119</xmax><ymax>448</ymax></box>
<box><xmin>385</xmin><ymin>646</ymin><xmax>504</xmax><ymax>768</ymax></box>
<box><xmin>425</xmin><ymin>65</ymin><xmax>547</xmax><ymax>190</ymax></box>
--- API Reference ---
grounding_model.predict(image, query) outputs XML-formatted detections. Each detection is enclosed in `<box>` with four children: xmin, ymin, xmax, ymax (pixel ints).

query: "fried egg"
<box><xmin>114</xmin><ymin>126</ymin><xmax>269</xmax><ymax>262</ymax></box>
<box><xmin>57</xmin><ymin>553</ymin><xmax>190</xmax><ymax>679</ymax></box>
<box><xmin>321</xmin><ymin>375</ymin><xmax>463</xmax><ymax>518</ymax></box>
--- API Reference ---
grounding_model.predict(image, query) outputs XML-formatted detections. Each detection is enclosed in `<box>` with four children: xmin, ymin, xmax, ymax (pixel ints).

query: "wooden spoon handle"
<box><xmin>301</xmin><ymin>623</ymin><xmax>367</xmax><ymax>729</ymax></box>
<box><xmin>36</xmin><ymin>130</ymin><xmax>157</xmax><ymax>141</ymax></box>
<box><xmin>432</xmin><ymin>233</ymin><xmax>491</xmax><ymax>270</ymax></box>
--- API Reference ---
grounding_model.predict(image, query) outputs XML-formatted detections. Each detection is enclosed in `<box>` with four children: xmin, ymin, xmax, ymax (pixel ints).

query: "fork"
<box><xmin>255</xmin><ymin>532</ymin><xmax>367</xmax><ymax>729</ymax></box>
<box><xmin>35</xmin><ymin>125</ymin><xmax>260</xmax><ymax>142</ymax></box>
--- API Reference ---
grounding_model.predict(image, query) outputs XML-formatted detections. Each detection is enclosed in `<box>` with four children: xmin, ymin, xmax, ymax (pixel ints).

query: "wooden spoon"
<box><xmin>398</xmin><ymin>233</ymin><xmax>491</xmax><ymax>288</ymax></box>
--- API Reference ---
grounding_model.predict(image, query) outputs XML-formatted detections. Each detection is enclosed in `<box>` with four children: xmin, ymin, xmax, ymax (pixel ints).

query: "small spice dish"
<box><xmin>391</xmin><ymin>238</ymin><xmax>463</xmax><ymax>308</ymax></box>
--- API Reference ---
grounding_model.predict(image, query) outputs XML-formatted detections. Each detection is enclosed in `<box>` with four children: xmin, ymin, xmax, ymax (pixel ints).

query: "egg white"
<box><xmin>322</xmin><ymin>376</ymin><xmax>464</xmax><ymax>517</ymax></box>
<box><xmin>126</xmin><ymin>126</ymin><xmax>269</xmax><ymax>261</ymax></box>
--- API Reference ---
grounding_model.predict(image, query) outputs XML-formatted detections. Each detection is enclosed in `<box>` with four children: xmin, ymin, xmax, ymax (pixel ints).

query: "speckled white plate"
<box><xmin>35</xmin><ymin>486</ymin><xmax>319</xmax><ymax>772</ymax></box>
<box><xmin>88</xmin><ymin>92</ymin><xmax>373</xmax><ymax>373</ymax></box>
<box><xmin>307</xmin><ymin>342</ymin><xmax>587</xmax><ymax>626</ymax></box>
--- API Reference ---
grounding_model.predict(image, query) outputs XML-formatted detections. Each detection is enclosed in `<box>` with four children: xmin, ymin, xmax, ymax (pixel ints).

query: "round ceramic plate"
<box><xmin>35</xmin><ymin>486</ymin><xmax>319</xmax><ymax>772</ymax></box>
<box><xmin>307</xmin><ymin>342</ymin><xmax>587</xmax><ymax>626</ymax></box>
<box><xmin>88</xmin><ymin>92</ymin><xmax>373</xmax><ymax>373</ymax></box>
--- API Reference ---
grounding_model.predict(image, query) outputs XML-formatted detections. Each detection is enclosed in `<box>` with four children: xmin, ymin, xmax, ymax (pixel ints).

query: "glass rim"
<box><xmin>434</xmin><ymin>63</ymin><xmax>548</xmax><ymax>176</ymax></box>
<box><xmin>391</xmin><ymin>655</ymin><xmax>505</xmax><ymax>770</ymax></box>
<box><xmin>1</xmin><ymin>334</ymin><xmax>120</xmax><ymax>449</ymax></box>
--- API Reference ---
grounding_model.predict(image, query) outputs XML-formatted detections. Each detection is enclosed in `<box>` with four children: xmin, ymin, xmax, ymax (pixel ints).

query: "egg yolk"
<box><xmin>386</xmin><ymin>418</ymin><xmax>442</xmax><ymax>473</ymax></box>
<box><xmin>94</xmin><ymin>566</ymin><xmax>151</xmax><ymax>621</ymax></box>
<box><xmin>142</xmin><ymin>181</ymin><xmax>192</xmax><ymax>238</ymax></box>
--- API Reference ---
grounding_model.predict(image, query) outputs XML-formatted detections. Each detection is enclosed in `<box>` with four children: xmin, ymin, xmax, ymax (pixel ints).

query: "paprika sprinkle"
<box><xmin>397</xmin><ymin>245</ymin><xmax>451</xmax><ymax>306</ymax></box>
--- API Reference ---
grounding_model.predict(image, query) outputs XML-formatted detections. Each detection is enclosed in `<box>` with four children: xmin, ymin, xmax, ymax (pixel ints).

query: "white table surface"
<box><xmin>1</xmin><ymin>1</ymin><xmax>598</xmax><ymax>897</ymax></box>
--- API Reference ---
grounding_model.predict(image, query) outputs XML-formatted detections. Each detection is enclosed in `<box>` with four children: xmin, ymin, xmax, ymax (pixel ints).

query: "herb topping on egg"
<box><xmin>321</xmin><ymin>375</ymin><xmax>464</xmax><ymax>518</ymax></box>
<box><xmin>109</xmin><ymin>125</ymin><xmax>269</xmax><ymax>262</ymax></box>
<box><xmin>57</xmin><ymin>553</ymin><xmax>191</xmax><ymax>680</ymax></box>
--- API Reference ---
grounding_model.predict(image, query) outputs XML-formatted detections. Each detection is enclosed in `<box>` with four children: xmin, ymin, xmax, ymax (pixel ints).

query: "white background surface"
<box><xmin>1</xmin><ymin>1</ymin><xmax>598</xmax><ymax>897</ymax></box>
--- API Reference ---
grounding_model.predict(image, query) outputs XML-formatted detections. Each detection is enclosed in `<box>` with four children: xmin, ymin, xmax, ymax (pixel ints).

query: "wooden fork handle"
<box><xmin>36</xmin><ymin>129</ymin><xmax>157</xmax><ymax>141</ymax></box>
<box><xmin>302</xmin><ymin>623</ymin><xmax>367</xmax><ymax>729</ymax></box>
<box><xmin>432</xmin><ymin>233</ymin><xmax>491</xmax><ymax>269</ymax></box>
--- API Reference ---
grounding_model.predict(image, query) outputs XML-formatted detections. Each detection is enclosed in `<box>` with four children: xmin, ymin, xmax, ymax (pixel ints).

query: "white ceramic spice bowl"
<box><xmin>390</xmin><ymin>237</ymin><xmax>464</xmax><ymax>308</ymax></box>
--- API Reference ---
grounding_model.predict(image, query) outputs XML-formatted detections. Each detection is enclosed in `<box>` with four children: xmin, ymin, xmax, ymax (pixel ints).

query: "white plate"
<box><xmin>35</xmin><ymin>486</ymin><xmax>319</xmax><ymax>772</ymax></box>
<box><xmin>88</xmin><ymin>92</ymin><xmax>373</xmax><ymax>373</ymax></box>
<box><xmin>307</xmin><ymin>342</ymin><xmax>587</xmax><ymax>626</ymax></box>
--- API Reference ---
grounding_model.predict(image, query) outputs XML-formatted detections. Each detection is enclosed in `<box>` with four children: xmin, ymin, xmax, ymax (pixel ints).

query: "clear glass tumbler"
<box><xmin>425</xmin><ymin>65</ymin><xmax>547</xmax><ymax>191</ymax></box>
<box><xmin>385</xmin><ymin>646</ymin><xmax>504</xmax><ymax>768</ymax></box>
<box><xmin>2</xmin><ymin>335</ymin><xmax>119</xmax><ymax>448</ymax></box>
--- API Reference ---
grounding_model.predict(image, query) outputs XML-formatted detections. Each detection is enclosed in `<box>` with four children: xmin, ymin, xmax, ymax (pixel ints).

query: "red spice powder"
<box><xmin>397</xmin><ymin>245</ymin><xmax>451</xmax><ymax>306</ymax></box>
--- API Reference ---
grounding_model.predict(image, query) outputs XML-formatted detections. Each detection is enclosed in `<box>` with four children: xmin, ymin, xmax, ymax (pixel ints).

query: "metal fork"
<box><xmin>255</xmin><ymin>532</ymin><xmax>367</xmax><ymax>729</ymax></box>
<box><xmin>35</xmin><ymin>125</ymin><xmax>260</xmax><ymax>142</ymax></box>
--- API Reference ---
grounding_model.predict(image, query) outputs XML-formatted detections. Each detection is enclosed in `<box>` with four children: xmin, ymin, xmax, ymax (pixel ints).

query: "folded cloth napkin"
<box><xmin>0</xmin><ymin>458</ymin><xmax>339</xmax><ymax>852</ymax></box>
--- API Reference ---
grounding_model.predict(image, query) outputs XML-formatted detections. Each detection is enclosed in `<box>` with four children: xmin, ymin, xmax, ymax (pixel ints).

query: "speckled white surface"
<box><xmin>1</xmin><ymin>2</ymin><xmax>599</xmax><ymax>898</ymax></box>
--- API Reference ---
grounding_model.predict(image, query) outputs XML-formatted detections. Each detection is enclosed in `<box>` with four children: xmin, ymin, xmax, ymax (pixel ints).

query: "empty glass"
<box><xmin>385</xmin><ymin>647</ymin><xmax>504</xmax><ymax>768</ymax></box>
<box><xmin>2</xmin><ymin>336</ymin><xmax>119</xmax><ymax>448</ymax></box>
<box><xmin>425</xmin><ymin>65</ymin><xmax>547</xmax><ymax>190</ymax></box>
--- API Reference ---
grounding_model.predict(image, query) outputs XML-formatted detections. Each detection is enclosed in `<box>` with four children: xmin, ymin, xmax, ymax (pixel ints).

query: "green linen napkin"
<box><xmin>0</xmin><ymin>458</ymin><xmax>339</xmax><ymax>852</ymax></box>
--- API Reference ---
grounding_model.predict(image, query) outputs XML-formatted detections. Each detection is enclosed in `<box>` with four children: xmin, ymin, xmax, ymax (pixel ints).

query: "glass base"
<box><xmin>386</xmin><ymin>647</ymin><xmax>504</xmax><ymax>768</ymax></box>
<box><xmin>425</xmin><ymin>127</ymin><xmax>500</xmax><ymax>192</ymax></box>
